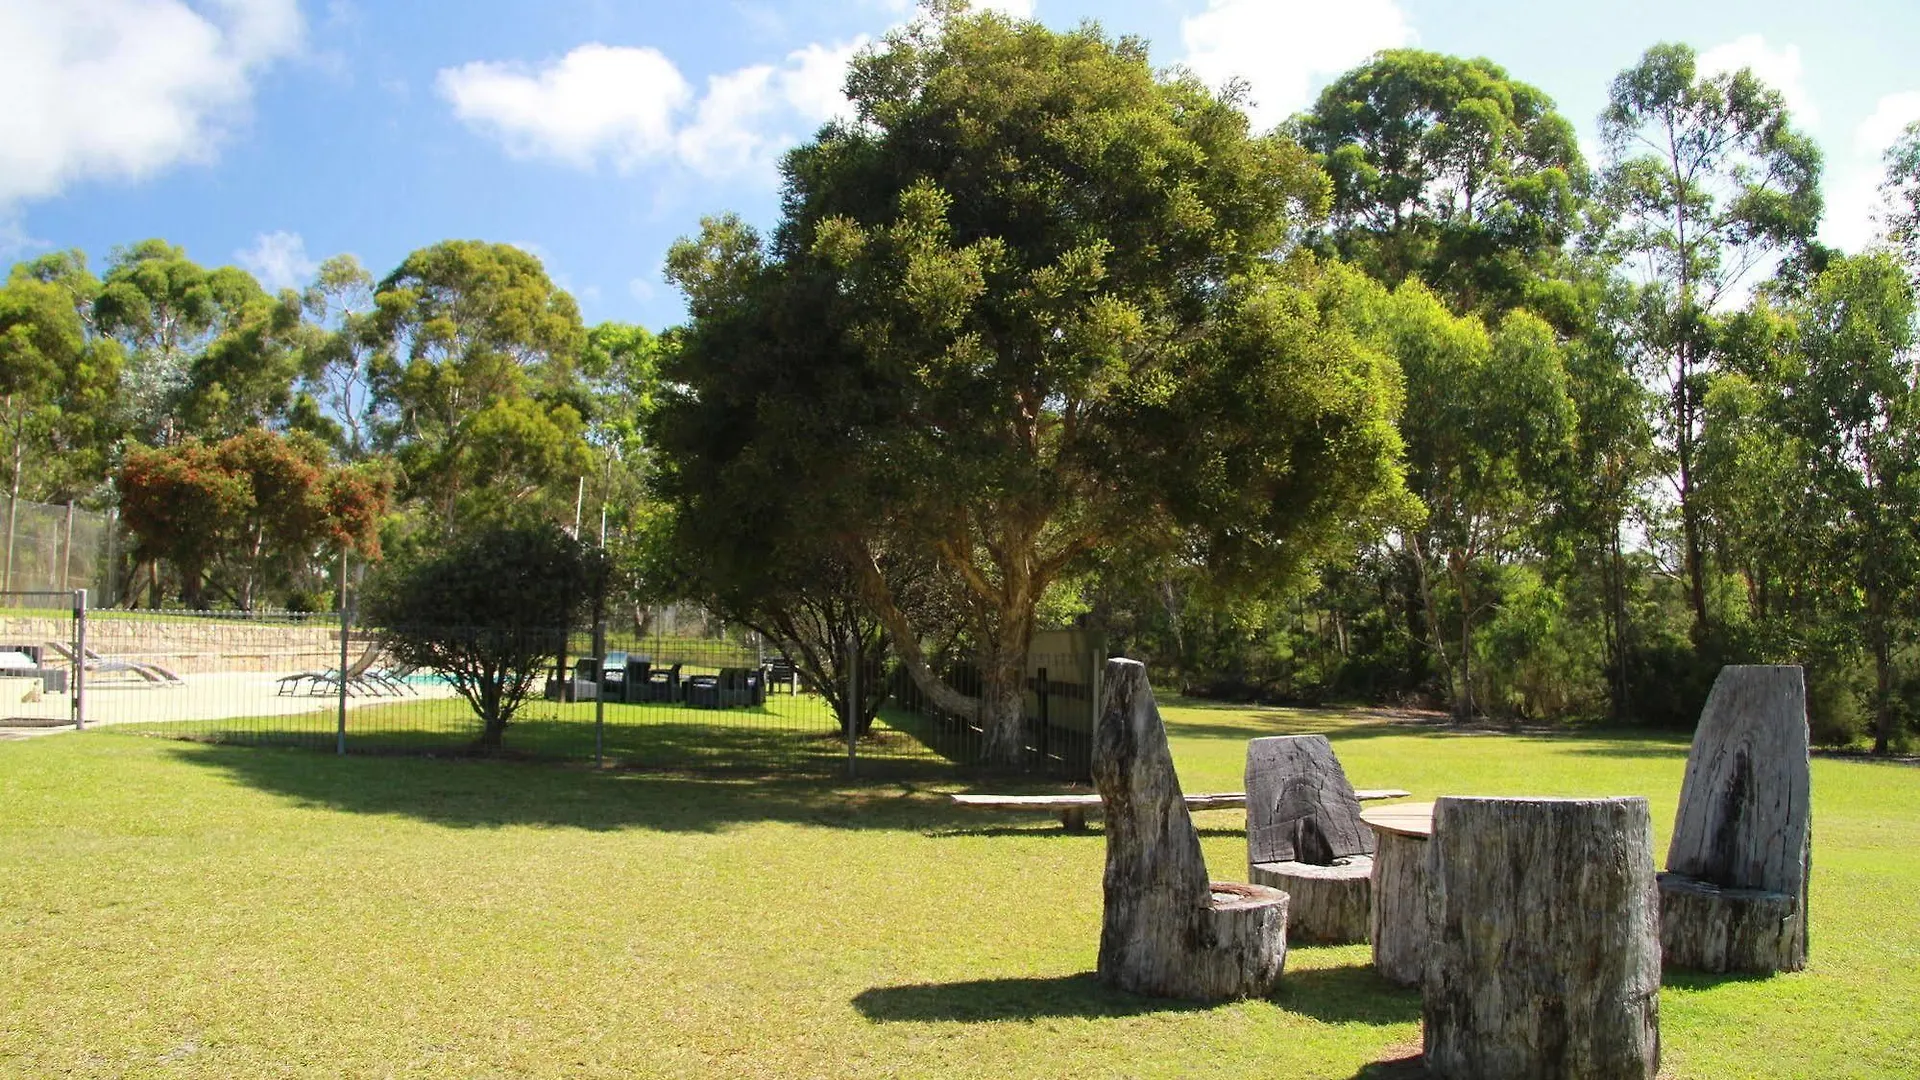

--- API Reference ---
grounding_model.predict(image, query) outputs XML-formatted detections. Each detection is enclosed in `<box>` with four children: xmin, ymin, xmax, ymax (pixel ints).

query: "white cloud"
<box><xmin>779</xmin><ymin>39</ymin><xmax>864</xmax><ymax>126</ymax></box>
<box><xmin>237</xmin><ymin>230</ymin><xmax>318</xmax><ymax>293</ymax></box>
<box><xmin>438</xmin><ymin>45</ymin><xmax>691</xmax><ymax>169</ymax></box>
<box><xmin>977</xmin><ymin>0</ymin><xmax>1035</xmax><ymax>17</ymax></box>
<box><xmin>1180</xmin><ymin>0</ymin><xmax>1413</xmax><ymax>131</ymax></box>
<box><xmin>0</xmin><ymin>0</ymin><xmax>303</xmax><ymax>207</ymax></box>
<box><xmin>1698</xmin><ymin>35</ymin><xmax>1817</xmax><ymax>126</ymax></box>
<box><xmin>439</xmin><ymin>35</ymin><xmax>866</xmax><ymax>182</ymax></box>
<box><xmin>1855</xmin><ymin>92</ymin><xmax>1920</xmax><ymax>158</ymax></box>
<box><xmin>1822</xmin><ymin>91</ymin><xmax>1920</xmax><ymax>253</ymax></box>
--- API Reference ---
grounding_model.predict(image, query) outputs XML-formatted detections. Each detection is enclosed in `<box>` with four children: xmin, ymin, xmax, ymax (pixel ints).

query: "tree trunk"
<box><xmin>1660</xmin><ymin>664</ymin><xmax>1810</xmax><ymax>973</ymax></box>
<box><xmin>1368</xmin><ymin>827</ymin><xmax>1428</xmax><ymax>987</ymax></box>
<box><xmin>1094</xmin><ymin>658</ymin><xmax>1287</xmax><ymax>1001</ymax></box>
<box><xmin>1409</xmin><ymin>534</ymin><xmax>1454</xmax><ymax>707</ymax></box>
<box><xmin>1869</xmin><ymin>594</ymin><xmax>1894</xmax><ymax>756</ymax></box>
<box><xmin>3</xmin><ymin>432</ymin><xmax>20</xmax><ymax>594</ymax></box>
<box><xmin>1453</xmin><ymin>554</ymin><xmax>1474</xmax><ymax>720</ymax></box>
<box><xmin>1423</xmin><ymin>796</ymin><xmax>1661</xmax><ymax>1080</ymax></box>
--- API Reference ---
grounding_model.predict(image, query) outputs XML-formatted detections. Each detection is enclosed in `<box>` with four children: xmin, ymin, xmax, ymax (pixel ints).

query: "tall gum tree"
<box><xmin>1292</xmin><ymin>49</ymin><xmax>1588</xmax><ymax>325</ymax></box>
<box><xmin>369</xmin><ymin>241</ymin><xmax>589</xmax><ymax>531</ymax></box>
<box><xmin>1598</xmin><ymin>43</ymin><xmax>1822</xmax><ymax>642</ymax></box>
<box><xmin>653</xmin><ymin>9</ymin><xmax>1414</xmax><ymax>762</ymax></box>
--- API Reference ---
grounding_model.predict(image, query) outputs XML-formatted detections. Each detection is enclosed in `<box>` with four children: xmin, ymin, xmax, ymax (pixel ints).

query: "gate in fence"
<box><xmin>0</xmin><ymin>590</ymin><xmax>87</xmax><ymax>730</ymax></box>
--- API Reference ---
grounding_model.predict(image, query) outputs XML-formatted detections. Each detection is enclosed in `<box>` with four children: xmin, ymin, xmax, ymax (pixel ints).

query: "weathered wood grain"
<box><xmin>1250</xmin><ymin>856</ymin><xmax>1372</xmax><ymax>945</ymax></box>
<box><xmin>1094</xmin><ymin>659</ymin><xmax>1287</xmax><ymax>1001</ymax></box>
<box><xmin>1245</xmin><ymin>735</ymin><xmax>1374</xmax><ymax>864</ymax></box>
<box><xmin>1423</xmin><ymin>796</ymin><xmax>1661</xmax><ymax>1080</ymax></box>
<box><xmin>1244</xmin><ymin>734</ymin><xmax>1374</xmax><ymax>944</ymax></box>
<box><xmin>1368</xmin><ymin>828</ymin><xmax>1428</xmax><ymax>987</ymax></box>
<box><xmin>1661</xmin><ymin>664</ymin><xmax>1811</xmax><ymax>974</ymax></box>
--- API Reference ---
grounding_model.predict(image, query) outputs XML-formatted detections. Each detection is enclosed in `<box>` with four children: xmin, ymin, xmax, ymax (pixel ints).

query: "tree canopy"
<box><xmin>651</xmin><ymin>9</ymin><xmax>1415</xmax><ymax>759</ymax></box>
<box><xmin>1292</xmin><ymin>49</ymin><xmax>1587</xmax><ymax>322</ymax></box>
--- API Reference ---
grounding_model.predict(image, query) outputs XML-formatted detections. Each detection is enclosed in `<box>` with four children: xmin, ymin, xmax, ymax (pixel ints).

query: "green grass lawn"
<box><xmin>3</xmin><ymin>698</ymin><xmax>1917</xmax><ymax>1078</ymax></box>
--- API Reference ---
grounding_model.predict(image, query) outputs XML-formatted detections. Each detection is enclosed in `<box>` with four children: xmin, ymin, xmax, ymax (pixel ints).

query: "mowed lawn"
<box><xmin>2</xmin><ymin>701</ymin><xmax>1916</xmax><ymax>1078</ymax></box>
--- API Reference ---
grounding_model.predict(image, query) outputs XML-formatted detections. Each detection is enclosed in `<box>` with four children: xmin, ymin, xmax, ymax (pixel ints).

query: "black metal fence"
<box><xmin>25</xmin><ymin>599</ymin><xmax>1096</xmax><ymax>780</ymax></box>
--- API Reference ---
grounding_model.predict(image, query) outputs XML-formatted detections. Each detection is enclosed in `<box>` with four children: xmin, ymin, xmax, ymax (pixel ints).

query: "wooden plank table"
<box><xmin>1360</xmin><ymin>800</ymin><xmax>1434</xmax><ymax>987</ymax></box>
<box><xmin>953</xmin><ymin>789</ymin><xmax>1412</xmax><ymax>831</ymax></box>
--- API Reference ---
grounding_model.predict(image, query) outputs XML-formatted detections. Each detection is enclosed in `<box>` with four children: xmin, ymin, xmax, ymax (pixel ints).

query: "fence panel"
<box><xmin>0</xmin><ymin>498</ymin><xmax>111</xmax><ymax>598</ymax></box>
<box><xmin>0</xmin><ymin>590</ymin><xmax>81</xmax><ymax>729</ymax></box>
<box><xmin>81</xmin><ymin>605</ymin><xmax>1097</xmax><ymax>781</ymax></box>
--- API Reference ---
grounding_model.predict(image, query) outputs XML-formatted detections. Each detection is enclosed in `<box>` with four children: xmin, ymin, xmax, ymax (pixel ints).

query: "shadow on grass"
<box><xmin>1348</xmin><ymin>1051</ymin><xmax>1429</xmax><ymax>1079</ymax></box>
<box><xmin>853</xmin><ymin>974</ymin><xmax>1208</xmax><ymax>1021</ymax></box>
<box><xmin>853</xmin><ymin>965</ymin><xmax>1421</xmax><ymax>1027</ymax></box>
<box><xmin>923</xmin><ymin>824</ymin><xmax>1244</xmax><ymax>839</ymax></box>
<box><xmin>162</xmin><ymin>740</ymin><xmax>988</xmax><ymax>835</ymax></box>
<box><xmin>1661</xmin><ymin>968</ymin><xmax>1781</xmax><ymax>991</ymax></box>
<box><xmin>1272</xmin><ymin>964</ymin><xmax>1421</xmax><ymax>1026</ymax></box>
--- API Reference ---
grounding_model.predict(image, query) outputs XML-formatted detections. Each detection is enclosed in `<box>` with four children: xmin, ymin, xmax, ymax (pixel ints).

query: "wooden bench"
<box><xmin>951</xmin><ymin>788</ymin><xmax>1411</xmax><ymax>831</ymax></box>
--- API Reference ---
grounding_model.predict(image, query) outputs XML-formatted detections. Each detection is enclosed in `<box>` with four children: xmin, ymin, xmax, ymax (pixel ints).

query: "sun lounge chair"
<box><xmin>43</xmin><ymin>641</ymin><xmax>183</xmax><ymax>686</ymax></box>
<box><xmin>278</xmin><ymin>641</ymin><xmax>383</xmax><ymax>696</ymax></box>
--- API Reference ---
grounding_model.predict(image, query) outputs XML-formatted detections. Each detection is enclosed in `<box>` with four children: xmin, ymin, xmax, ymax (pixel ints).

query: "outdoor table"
<box><xmin>1360</xmin><ymin>800</ymin><xmax>1434</xmax><ymax>987</ymax></box>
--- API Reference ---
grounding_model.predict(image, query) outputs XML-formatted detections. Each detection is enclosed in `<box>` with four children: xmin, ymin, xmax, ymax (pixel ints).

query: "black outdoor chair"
<box><xmin>647</xmin><ymin>663</ymin><xmax>683</xmax><ymax>703</ymax></box>
<box><xmin>716</xmin><ymin>667</ymin><xmax>764</xmax><ymax>708</ymax></box>
<box><xmin>599</xmin><ymin>651</ymin><xmax>630</xmax><ymax>702</ymax></box>
<box><xmin>764</xmin><ymin>656</ymin><xmax>798</xmax><ymax>694</ymax></box>
<box><xmin>683</xmin><ymin>673</ymin><xmax>720</xmax><ymax>709</ymax></box>
<box><xmin>625</xmin><ymin>656</ymin><xmax>652</xmax><ymax>700</ymax></box>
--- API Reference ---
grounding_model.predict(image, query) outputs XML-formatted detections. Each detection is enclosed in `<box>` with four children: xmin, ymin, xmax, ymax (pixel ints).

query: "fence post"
<box><xmin>846</xmin><ymin>631</ymin><xmax>858</xmax><ymax>779</ymax></box>
<box><xmin>1036</xmin><ymin>666</ymin><xmax>1049</xmax><ymax>769</ymax></box>
<box><xmin>337</xmin><ymin>549</ymin><xmax>351</xmax><ymax>756</ymax></box>
<box><xmin>593</xmin><ymin>616</ymin><xmax>606</xmax><ymax>768</ymax></box>
<box><xmin>71</xmin><ymin>589</ymin><xmax>87</xmax><ymax>730</ymax></box>
<box><xmin>61</xmin><ymin>501</ymin><xmax>75</xmax><ymax>591</ymax></box>
<box><xmin>105</xmin><ymin>507</ymin><xmax>119</xmax><ymax>607</ymax></box>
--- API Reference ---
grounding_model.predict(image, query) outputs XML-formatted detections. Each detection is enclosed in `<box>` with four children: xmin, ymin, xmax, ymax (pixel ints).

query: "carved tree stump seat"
<box><xmin>1248</xmin><ymin>856</ymin><xmax>1374</xmax><ymax>945</ymax></box>
<box><xmin>1244</xmin><ymin>734</ymin><xmax>1376</xmax><ymax>945</ymax></box>
<box><xmin>1659</xmin><ymin>665</ymin><xmax>1812</xmax><ymax>974</ymax></box>
<box><xmin>1095</xmin><ymin>659</ymin><xmax>1288</xmax><ymax>1001</ymax></box>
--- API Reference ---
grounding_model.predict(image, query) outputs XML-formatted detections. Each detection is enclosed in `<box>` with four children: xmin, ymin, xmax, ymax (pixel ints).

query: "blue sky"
<box><xmin>4</xmin><ymin>0</ymin><xmax>1917</xmax><ymax>330</ymax></box>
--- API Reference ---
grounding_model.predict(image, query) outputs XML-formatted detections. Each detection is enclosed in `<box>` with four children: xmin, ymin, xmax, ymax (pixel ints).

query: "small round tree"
<box><xmin>364</xmin><ymin>522</ymin><xmax>606</xmax><ymax>750</ymax></box>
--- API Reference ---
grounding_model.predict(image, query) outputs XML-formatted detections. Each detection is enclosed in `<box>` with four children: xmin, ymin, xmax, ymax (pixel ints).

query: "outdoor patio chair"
<box><xmin>365</xmin><ymin>661</ymin><xmax>421</xmax><ymax>696</ymax></box>
<box><xmin>43</xmin><ymin>640</ymin><xmax>183</xmax><ymax>687</ymax></box>
<box><xmin>0</xmin><ymin>646</ymin><xmax>67</xmax><ymax>695</ymax></box>
<box><xmin>646</xmin><ymin>663</ymin><xmax>682</xmax><ymax>703</ymax></box>
<box><xmin>683</xmin><ymin>673</ymin><xmax>720</xmax><ymax>708</ymax></box>
<box><xmin>716</xmin><ymin>666</ymin><xmax>763</xmax><ymax>708</ymax></box>
<box><xmin>277</xmin><ymin>640</ymin><xmax>382</xmax><ymax>696</ymax></box>
<box><xmin>764</xmin><ymin>656</ymin><xmax>799</xmax><ymax>694</ymax></box>
<box><xmin>600</xmin><ymin>651</ymin><xmax>630</xmax><ymax>702</ymax></box>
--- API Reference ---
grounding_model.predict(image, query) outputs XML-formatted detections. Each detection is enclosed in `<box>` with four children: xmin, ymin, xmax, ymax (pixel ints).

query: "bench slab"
<box><xmin>952</xmin><ymin>789</ymin><xmax>1410</xmax><ymax>830</ymax></box>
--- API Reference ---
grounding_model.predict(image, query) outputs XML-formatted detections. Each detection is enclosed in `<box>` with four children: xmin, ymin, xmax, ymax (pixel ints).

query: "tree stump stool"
<box><xmin>1094</xmin><ymin>659</ymin><xmax>1288</xmax><ymax>1001</ymax></box>
<box><xmin>1360</xmin><ymin>801</ymin><xmax>1433</xmax><ymax>987</ymax></box>
<box><xmin>1245</xmin><ymin>734</ymin><xmax>1374</xmax><ymax>944</ymax></box>
<box><xmin>1423</xmin><ymin>796</ymin><xmax>1661</xmax><ymax>1080</ymax></box>
<box><xmin>1660</xmin><ymin>665</ymin><xmax>1811</xmax><ymax>974</ymax></box>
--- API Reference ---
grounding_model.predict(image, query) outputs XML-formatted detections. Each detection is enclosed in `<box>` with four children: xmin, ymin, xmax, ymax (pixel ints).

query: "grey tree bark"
<box><xmin>1245</xmin><ymin>734</ymin><xmax>1373</xmax><ymax>944</ymax></box>
<box><xmin>1368</xmin><ymin>827</ymin><xmax>1428</xmax><ymax>987</ymax></box>
<box><xmin>1660</xmin><ymin>664</ymin><xmax>1811</xmax><ymax>973</ymax></box>
<box><xmin>1095</xmin><ymin>658</ymin><xmax>1287</xmax><ymax>1001</ymax></box>
<box><xmin>1423</xmin><ymin>796</ymin><xmax>1660</xmax><ymax>1080</ymax></box>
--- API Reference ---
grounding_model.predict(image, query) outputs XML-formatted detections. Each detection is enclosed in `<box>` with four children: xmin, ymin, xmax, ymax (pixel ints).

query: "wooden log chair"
<box><xmin>1424</xmin><ymin>796</ymin><xmax>1662</xmax><ymax>1080</ymax></box>
<box><xmin>1659</xmin><ymin>664</ymin><xmax>1812</xmax><ymax>974</ymax></box>
<box><xmin>1093</xmin><ymin>658</ymin><xmax>1288</xmax><ymax>1002</ymax></box>
<box><xmin>1244</xmin><ymin>735</ymin><xmax>1374</xmax><ymax>944</ymax></box>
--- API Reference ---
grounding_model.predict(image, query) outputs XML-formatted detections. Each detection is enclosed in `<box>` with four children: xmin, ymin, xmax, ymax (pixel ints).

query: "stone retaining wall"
<box><xmin>0</xmin><ymin>616</ymin><xmax>349</xmax><ymax>674</ymax></box>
